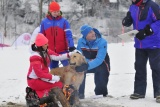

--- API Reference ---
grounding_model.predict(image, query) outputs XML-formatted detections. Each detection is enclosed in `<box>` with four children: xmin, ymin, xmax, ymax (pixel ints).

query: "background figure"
<box><xmin>77</xmin><ymin>24</ymin><xmax>110</xmax><ymax>99</ymax></box>
<box><xmin>122</xmin><ymin>0</ymin><xmax>160</xmax><ymax>103</ymax></box>
<box><xmin>40</xmin><ymin>1</ymin><xmax>75</xmax><ymax>69</ymax></box>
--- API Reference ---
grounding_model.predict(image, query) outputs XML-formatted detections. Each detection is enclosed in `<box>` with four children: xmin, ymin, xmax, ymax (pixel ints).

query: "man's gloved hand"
<box><xmin>122</xmin><ymin>11</ymin><xmax>133</xmax><ymax>27</ymax></box>
<box><xmin>52</xmin><ymin>75</ymin><xmax>60</xmax><ymax>82</ymax></box>
<box><xmin>75</xmin><ymin>63</ymin><xmax>88</xmax><ymax>72</ymax></box>
<box><xmin>136</xmin><ymin>30</ymin><xmax>146</xmax><ymax>40</ymax></box>
<box><xmin>136</xmin><ymin>25</ymin><xmax>153</xmax><ymax>40</ymax></box>
<box><xmin>69</xmin><ymin>46</ymin><xmax>76</xmax><ymax>52</ymax></box>
<box><xmin>144</xmin><ymin>24</ymin><xmax>153</xmax><ymax>36</ymax></box>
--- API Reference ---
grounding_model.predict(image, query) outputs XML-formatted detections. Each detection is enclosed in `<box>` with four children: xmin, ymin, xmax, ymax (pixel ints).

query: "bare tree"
<box><xmin>37</xmin><ymin>0</ymin><xmax>43</xmax><ymax>25</ymax></box>
<box><xmin>37</xmin><ymin>0</ymin><xmax>53</xmax><ymax>25</ymax></box>
<box><xmin>1</xmin><ymin>0</ymin><xmax>9</xmax><ymax>37</ymax></box>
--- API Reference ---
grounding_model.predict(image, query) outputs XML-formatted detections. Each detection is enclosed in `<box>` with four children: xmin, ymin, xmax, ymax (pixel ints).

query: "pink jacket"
<box><xmin>27</xmin><ymin>49</ymin><xmax>69</xmax><ymax>81</ymax></box>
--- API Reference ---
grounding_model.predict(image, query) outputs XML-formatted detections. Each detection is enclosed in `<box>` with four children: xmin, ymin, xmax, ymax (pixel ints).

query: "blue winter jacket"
<box><xmin>40</xmin><ymin>15</ymin><xmax>74</xmax><ymax>53</ymax></box>
<box><xmin>77</xmin><ymin>28</ymin><xmax>109</xmax><ymax>70</ymax></box>
<box><xmin>129</xmin><ymin>0</ymin><xmax>160</xmax><ymax>49</ymax></box>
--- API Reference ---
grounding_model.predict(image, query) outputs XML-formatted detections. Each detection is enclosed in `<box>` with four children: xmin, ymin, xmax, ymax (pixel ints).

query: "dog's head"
<box><xmin>69</xmin><ymin>53</ymin><xmax>87</xmax><ymax>67</ymax></box>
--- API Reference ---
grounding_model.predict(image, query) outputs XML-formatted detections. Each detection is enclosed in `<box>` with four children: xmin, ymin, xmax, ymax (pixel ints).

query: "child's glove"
<box><xmin>69</xmin><ymin>46</ymin><xmax>76</xmax><ymax>52</ymax></box>
<box><xmin>52</xmin><ymin>75</ymin><xmax>60</xmax><ymax>82</ymax></box>
<box><xmin>41</xmin><ymin>75</ymin><xmax>60</xmax><ymax>83</ymax></box>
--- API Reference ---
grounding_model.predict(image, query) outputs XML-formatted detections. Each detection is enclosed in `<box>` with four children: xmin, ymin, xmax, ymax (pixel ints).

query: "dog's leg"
<box><xmin>68</xmin><ymin>86</ymin><xmax>81</xmax><ymax>107</ymax></box>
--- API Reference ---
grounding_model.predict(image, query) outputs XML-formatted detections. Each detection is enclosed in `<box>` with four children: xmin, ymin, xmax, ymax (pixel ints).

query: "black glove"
<box><xmin>122</xmin><ymin>11</ymin><xmax>133</xmax><ymax>27</ymax></box>
<box><xmin>136</xmin><ymin>30</ymin><xmax>146</xmax><ymax>40</ymax></box>
<box><xmin>75</xmin><ymin>63</ymin><xmax>88</xmax><ymax>72</ymax></box>
<box><xmin>69</xmin><ymin>46</ymin><xmax>76</xmax><ymax>52</ymax></box>
<box><xmin>136</xmin><ymin>25</ymin><xmax>153</xmax><ymax>40</ymax></box>
<box><xmin>144</xmin><ymin>24</ymin><xmax>153</xmax><ymax>36</ymax></box>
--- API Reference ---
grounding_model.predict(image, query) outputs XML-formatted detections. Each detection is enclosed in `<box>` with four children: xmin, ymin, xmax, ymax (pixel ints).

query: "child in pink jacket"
<box><xmin>27</xmin><ymin>33</ymin><xmax>75</xmax><ymax>98</ymax></box>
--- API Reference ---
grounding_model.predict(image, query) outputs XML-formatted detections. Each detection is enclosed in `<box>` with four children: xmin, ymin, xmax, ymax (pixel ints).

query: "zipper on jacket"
<box><xmin>86</xmin><ymin>42</ymin><xmax>94</xmax><ymax>58</ymax></box>
<box><xmin>136</xmin><ymin>7</ymin><xmax>139</xmax><ymax>29</ymax></box>
<box><xmin>136</xmin><ymin>7</ymin><xmax>142</xmax><ymax>48</ymax></box>
<box><xmin>52</xmin><ymin>20</ymin><xmax>56</xmax><ymax>52</ymax></box>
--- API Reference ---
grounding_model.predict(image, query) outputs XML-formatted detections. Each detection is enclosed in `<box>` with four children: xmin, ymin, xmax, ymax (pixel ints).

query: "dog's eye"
<box><xmin>74</xmin><ymin>56</ymin><xmax>76</xmax><ymax>58</ymax></box>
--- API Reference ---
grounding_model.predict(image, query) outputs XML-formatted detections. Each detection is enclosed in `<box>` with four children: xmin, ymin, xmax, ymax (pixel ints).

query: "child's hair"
<box><xmin>47</xmin><ymin>10</ymin><xmax>62</xmax><ymax>16</ymax></box>
<box><xmin>32</xmin><ymin>43</ymin><xmax>51</xmax><ymax>66</ymax></box>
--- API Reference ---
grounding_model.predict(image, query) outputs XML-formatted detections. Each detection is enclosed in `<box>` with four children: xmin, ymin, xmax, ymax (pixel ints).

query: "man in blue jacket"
<box><xmin>77</xmin><ymin>24</ymin><xmax>110</xmax><ymax>99</ymax></box>
<box><xmin>122</xmin><ymin>0</ymin><xmax>160</xmax><ymax>103</ymax></box>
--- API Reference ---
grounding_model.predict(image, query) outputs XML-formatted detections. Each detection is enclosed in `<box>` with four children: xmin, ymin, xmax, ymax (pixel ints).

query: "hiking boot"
<box><xmin>39</xmin><ymin>95</ymin><xmax>54</xmax><ymax>105</ymax></box>
<box><xmin>79</xmin><ymin>94</ymin><xmax>85</xmax><ymax>99</ymax></box>
<box><xmin>25</xmin><ymin>87</ymin><xmax>40</xmax><ymax>106</ymax></box>
<box><xmin>156</xmin><ymin>96</ymin><xmax>160</xmax><ymax>103</ymax></box>
<box><xmin>130</xmin><ymin>93</ymin><xmax>145</xmax><ymax>99</ymax></box>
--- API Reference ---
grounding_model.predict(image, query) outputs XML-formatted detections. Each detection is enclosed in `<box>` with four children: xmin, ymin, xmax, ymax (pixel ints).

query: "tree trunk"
<box><xmin>37</xmin><ymin>0</ymin><xmax>43</xmax><ymax>25</ymax></box>
<box><xmin>4</xmin><ymin>15</ymin><xmax>7</xmax><ymax>37</ymax></box>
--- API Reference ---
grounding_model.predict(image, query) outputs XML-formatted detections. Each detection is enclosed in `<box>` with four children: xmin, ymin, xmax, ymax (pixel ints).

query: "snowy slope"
<box><xmin>0</xmin><ymin>42</ymin><xmax>160</xmax><ymax>107</ymax></box>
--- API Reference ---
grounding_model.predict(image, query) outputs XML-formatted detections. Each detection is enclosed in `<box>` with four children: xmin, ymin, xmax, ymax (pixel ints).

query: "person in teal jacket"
<box><xmin>77</xmin><ymin>24</ymin><xmax>110</xmax><ymax>99</ymax></box>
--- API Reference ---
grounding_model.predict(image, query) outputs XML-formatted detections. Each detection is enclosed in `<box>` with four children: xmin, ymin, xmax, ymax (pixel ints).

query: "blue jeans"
<box><xmin>79</xmin><ymin>61</ymin><xmax>110</xmax><ymax>97</ymax></box>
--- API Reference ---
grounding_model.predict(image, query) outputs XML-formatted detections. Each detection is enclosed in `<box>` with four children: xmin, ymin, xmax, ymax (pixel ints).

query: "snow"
<box><xmin>0</xmin><ymin>42</ymin><xmax>160</xmax><ymax>107</ymax></box>
<box><xmin>109</xmin><ymin>0</ymin><xmax>118</xmax><ymax>3</ymax></box>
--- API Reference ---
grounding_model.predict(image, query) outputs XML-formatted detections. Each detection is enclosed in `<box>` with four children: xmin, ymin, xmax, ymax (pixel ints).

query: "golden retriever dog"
<box><xmin>50</xmin><ymin>52</ymin><xmax>87</xmax><ymax>106</ymax></box>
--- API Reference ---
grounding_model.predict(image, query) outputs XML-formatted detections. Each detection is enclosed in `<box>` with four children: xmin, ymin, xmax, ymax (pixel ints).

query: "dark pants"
<box><xmin>79</xmin><ymin>62</ymin><xmax>110</xmax><ymax>97</ymax></box>
<box><xmin>134</xmin><ymin>48</ymin><xmax>160</xmax><ymax>98</ymax></box>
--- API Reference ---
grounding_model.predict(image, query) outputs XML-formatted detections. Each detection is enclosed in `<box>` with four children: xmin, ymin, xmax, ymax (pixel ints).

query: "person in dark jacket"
<box><xmin>40</xmin><ymin>1</ymin><xmax>76</xmax><ymax>69</ymax></box>
<box><xmin>76</xmin><ymin>24</ymin><xmax>110</xmax><ymax>99</ymax></box>
<box><xmin>122</xmin><ymin>0</ymin><xmax>160</xmax><ymax>103</ymax></box>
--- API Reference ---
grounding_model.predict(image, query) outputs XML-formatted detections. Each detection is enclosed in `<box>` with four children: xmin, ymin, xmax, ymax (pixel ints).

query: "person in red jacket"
<box><xmin>27</xmin><ymin>33</ymin><xmax>76</xmax><ymax>98</ymax></box>
<box><xmin>40</xmin><ymin>1</ymin><xmax>76</xmax><ymax>69</ymax></box>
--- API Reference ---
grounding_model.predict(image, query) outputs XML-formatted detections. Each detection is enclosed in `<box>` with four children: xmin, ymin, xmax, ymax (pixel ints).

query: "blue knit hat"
<box><xmin>80</xmin><ymin>24</ymin><xmax>93</xmax><ymax>38</ymax></box>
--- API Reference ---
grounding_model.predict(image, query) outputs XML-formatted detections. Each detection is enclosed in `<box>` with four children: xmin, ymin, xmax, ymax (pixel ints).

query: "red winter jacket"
<box><xmin>27</xmin><ymin>49</ymin><xmax>69</xmax><ymax>80</ymax></box>
<box><xmin>27</xmin><ymin>49</ymin><xmax>70</xmax><ymax>96</ymax></box>
<box><xmin>40</xmin><ymin>15</ymin><xmax>74</xmax><ymax>53</ymax></box>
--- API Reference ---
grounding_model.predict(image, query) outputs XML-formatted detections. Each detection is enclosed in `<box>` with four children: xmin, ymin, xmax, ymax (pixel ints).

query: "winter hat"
<box><xmin>35</xmin><ymin>33</ymin><xmax>48</xmax><ymax>47</ymax></box>
<box><xmin>80</xmin><ymin>24</ymin><xmax>93</xmax><ymax>38</ymax></box>
<box><xmin>49</xmin><ymin>2</ymin><xmax>60</xmax><ymax>12</ymax></box>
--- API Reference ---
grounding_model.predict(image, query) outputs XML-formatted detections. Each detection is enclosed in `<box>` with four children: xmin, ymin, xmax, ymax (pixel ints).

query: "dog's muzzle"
<box><xmin>69</xmin><ymin>62</ymin><xmax>76</xmax><ymax>65</ymax></box>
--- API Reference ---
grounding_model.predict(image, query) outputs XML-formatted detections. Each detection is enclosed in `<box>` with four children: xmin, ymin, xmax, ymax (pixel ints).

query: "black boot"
<box><xmin>48</xmin><ymin>89</ymin><xmax>59</xmax><ymax>107</ymax></box>
<box><xmin>25</xmin><ymin>87</ymin><xmax>39</xmax><ymax>107</ymax></box>
<box><xmin>39</xmin><ymin>95</ymin><xmax>53</xmax><ymax>105</ymax></box>
<box><xmin>130</xmin><ymin>93</ymin><xmax>145</xmax><ymax>99</ymax></box>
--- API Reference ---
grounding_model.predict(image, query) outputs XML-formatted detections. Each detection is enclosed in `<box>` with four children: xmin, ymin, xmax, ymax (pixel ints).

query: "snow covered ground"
<box><xmin>0</xmin><ymin>42</ymin><xmax>160</xmax><ymax>107</ymax></box>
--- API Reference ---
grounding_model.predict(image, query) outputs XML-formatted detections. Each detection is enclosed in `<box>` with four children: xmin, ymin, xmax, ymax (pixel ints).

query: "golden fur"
<box><xmin>50</xmin><ymin>52</ymin><xmax>87</xmax><ymax>90</ymax></box>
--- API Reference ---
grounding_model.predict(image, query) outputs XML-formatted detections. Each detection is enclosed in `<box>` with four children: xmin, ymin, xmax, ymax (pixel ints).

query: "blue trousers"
<box><xmin>134</xmin><ymin>48</ymin><xmax>160</xmax><ymax>98</ymax></box>
<box><xmin>50</xmin><ymin>59</ymin><xmax>69</xmax><ymax>69</ymax></box>
<box><xmin>79</xmin><ymin>62</ymin><xmax>110</xmax><ymax>96</ymax></box>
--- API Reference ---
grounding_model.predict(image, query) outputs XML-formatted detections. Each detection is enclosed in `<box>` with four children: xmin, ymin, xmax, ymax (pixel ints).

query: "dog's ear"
<box><xmin>79</xmin><ymin>55</ymin><xmax>87</xmax><ymax>65</ymax></box>
<box><xmin>82</xmin><ymin>56</ymin><xmax>87</xmax><ymax>63</ymax></box>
